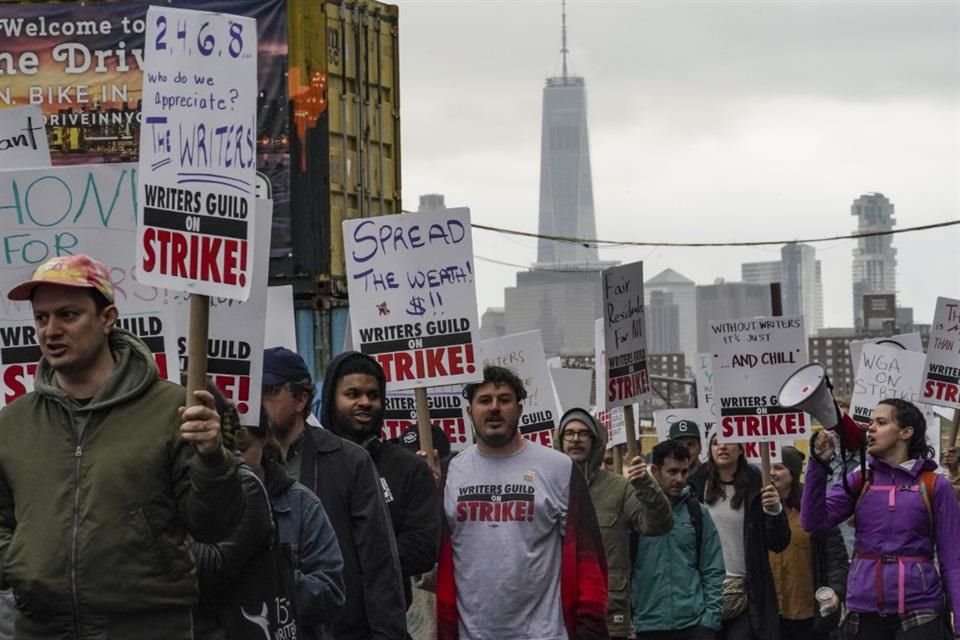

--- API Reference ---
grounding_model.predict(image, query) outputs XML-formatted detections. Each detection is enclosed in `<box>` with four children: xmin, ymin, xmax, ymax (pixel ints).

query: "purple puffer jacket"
<box><xmin>802</xmin><ymin>456</ymin><xmax>960</xmax><ymax>629</ymax></box>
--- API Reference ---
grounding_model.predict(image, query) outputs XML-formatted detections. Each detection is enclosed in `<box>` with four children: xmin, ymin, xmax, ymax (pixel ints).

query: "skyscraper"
<box><xmin>851</xmin><ymin>193</ymin><xmax>897</xmax><ymax>330</ymax></box>
<box><xmin>696</xmin><ymin>280</ymin><xmax>773</xmax><ymax>353</ymax></box>
<box><xmin>740</xmin><ymin>245</ymin><xmax>822</xmax><ymax>337</ymax></box>
<box><xmin>645</xmin><ymin>268</ymin><xmax>696</xmax><ymax>366</ymax></box>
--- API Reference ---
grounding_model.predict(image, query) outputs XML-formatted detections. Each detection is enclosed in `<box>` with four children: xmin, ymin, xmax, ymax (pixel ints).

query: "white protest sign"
<box><xmin>709</xmin><ymin>316</ymin><xmax>809</xmax><ymax>444</ymax></box>
<box><xmin>694</xmin><ymin>351</ymin><xmax>717</xmax><ymax>424</ymax></box>
<box><xmin>476</xmin><ymin>331</ymin><xmax>561</xmax><ymax>447</ymax></box>
<box><xmin>137</xmin><ymin>7</ymin><xmax>258</xmax><ymax>300</ymax></box>
<box><xmin>602</xmin><ymin>261</ymin><xmax>649</xmax><ymax>408</ymax></box>
<box><xmin>655</xmin><ymin>408</ymin><xmax>783</xmax><ymax>463</ymax></box>
<box><xmin>174</xmin><ymin>200</ymin><xmax>272</xmax><ymax>424</ymax></box>
<box><xmin>385</xmin><ymin>386</ymin><xmax>471</xmax><ymax>452</ymax></box>
<box><xmin>594</xmin><ymin>318</ymin><xmax>607</xmax><ymax>410</ymax></box>
<box><xmin>0</xmin><ymin>164</ymin><xmax>180</xmax><ymax>407</ymax></box>
<box><xmin>0</xmin><ymin>106</ymin><xmax>50</xmax><ymax>170</ymax></box>
<box><xmin>653</xmin><ymin>408</ymin><xmax>704</xmax><ymax>444</ymax></box>
<box><xmin>550</xmin><ymin>367</ymin><xmax>593</xmax><ymax>414</ymax></box>
<box><xmin>849</xmin><ymin>333</ymin><xmax>923</xmax><ymax>375</ymax></box>
<box><xmin>266</xmin><ymin>285</ymin><xmax>297</xmax><ymax>351</ymax></box>
<box><xmin>922</xmin><ymin>297</ymin><xmax>960</xmax><ymax>410</ymax></box>
<box><xmin>851</xmin><ymin>344</ymin><xmax>940</xmax><ymax>432</ymax></box>
<box><xmin>343</xmin><ymin>209</ymin><xmax>480</xmax><ymax>390</ymax></box>
<box><xmin>596</xmin><ymin>405</ymin><xmax>630</xmax><ymax>448</ymax></box>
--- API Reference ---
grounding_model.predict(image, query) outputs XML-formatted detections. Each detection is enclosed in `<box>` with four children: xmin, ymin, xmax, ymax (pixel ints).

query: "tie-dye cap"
<box><xmin>7</xmin><ymin>254</ymin><xmax>115</xmax><ymax>303</ymax></box>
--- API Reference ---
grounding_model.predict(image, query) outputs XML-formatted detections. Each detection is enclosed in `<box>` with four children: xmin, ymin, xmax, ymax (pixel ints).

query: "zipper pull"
<box><xmin>75</xmin><ymin>446</ymin><xmax>82</xmax><ymax>457</ymax></box>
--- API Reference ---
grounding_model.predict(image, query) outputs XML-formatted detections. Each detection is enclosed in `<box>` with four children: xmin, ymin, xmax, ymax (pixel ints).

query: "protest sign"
<box><xmin>385</xmin><ymin>386</ymin><xmax>471</xmax><ymax>452</ymax></box>
<box><xmin>594</xmin><ymin>318</ymin><xmax>607</xmax><ymax>410</ymax></box>
<box><xmin>654</xmin><ymin>407</ymin><xmax>783</xmax><ymax>464</ymax></box>
<box><xmin>342</xmin><ymin>209</ymin><xmax>480</xmax><ymax>390</ymax></box>
<box><xmin>709</xmin><ymin>315</ymin><xmax>809</xmax><ymax>444</ymax></box>
<box><xmin>174</xmin><ymin>200</ymin><xmax>271</xmax><ymax>423</ymax></box>
<box><xmin>653</xmin><ymin>408</ymin><xmax>704</xmax><ymax>444</ymax></box>
<box><xmin>0</xmin><ymin>164</ymin><xmax>179</xmax><ymax>407</ymax></box>
<box><xmin>596</xmin><ymin>406</ymin><xmax>629</xmax><ymax>448</ymax></box>
<box><xmin>851</xmin><ymin>343</ymin><xmax>940</xmax><ymax>433</ymax></box>
<box><xmin>601</xmin><ymin>261</ymin><xmax>649</xmax><ymax>408</ymax></box>
<box><xmin>476</xmin><ymin>331</ymin><xmax>561</xmax><ymax>447</ymax></box>
<box><xmin>549</xmin><ymin>367</ymin><xmax>592</xmax><ymax>414</ymax></box>
<box><xmin>265</xmin><ymin>285</ymin><xmax>296</xmax><ymax>351</ymax></box>
<box><xmin>849</xmin><ymin>333</ymin><xmax>923</xmax><ymax>374</ymax></box>
<box><xmin>136</xmin><ymin>6</ymin><xmax>258</xmax><ymax>301</ymax></box>
<box><xmin>922</xmin><ymin>297</ymin><xmax>960</xmax><ymax>410</ymax></box>
<box><xmin>0</xmin><ymin>106</ymin><xmax>50</xmax><ymax>169</ymax></box>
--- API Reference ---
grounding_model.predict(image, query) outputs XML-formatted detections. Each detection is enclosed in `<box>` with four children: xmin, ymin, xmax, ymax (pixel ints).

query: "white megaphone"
<box><xmin>778</xmin><ymin>363</ymin><xmax>866</xmax><ymax>452</ymax></box>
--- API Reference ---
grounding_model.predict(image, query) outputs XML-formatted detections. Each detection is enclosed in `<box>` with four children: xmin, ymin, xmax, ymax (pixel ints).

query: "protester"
<box><xmin>828</xmin><ymin>396</ymin><xmax>859</xmax><ymax>552</ymax></box>
<box><xmin>669</xmin><ymin>419</ymin><xmax>704</xmax><ymax>475</ymax></box>
<box><xmin>688</xmin><ymin>435</ymin><xmax>790</xmax><ymax>640</ymax></box>
<box><xmin>602</xmin><ymin>447</ymin><xmax>616</xmax><ymax>472</ymax></box>
<box><xmin>767</xmin><ymin>447</ymin><xmax>848</xmax><ymax>640</ymax></box>
<box><xmin>320</xmin><ymin>351</ymin><xmax>440</xmax><ymax>617</ymax></box>
<box><xmin>940</xmin><ymin>446</ymin><xmax>960</xmax><ymax>500</ymax></box>
<box><xmin>803</xmin><ymin>398</ymin><xmax>960</xmax><ymax>640</ymax></box>
<box><xmin>238</xmin><ymin>409</ymin><xmax>346</xmax><ymax>637</ymax></box>
<box><xmin>0</xmin><ymin>255</ymin><xmax>243</xmax><ymax>638</ymax></box>
<box><xmin>633</xmin><ymin>440</ymin><xmax>725</xmax><ymax>640</ymax></box>
<box><xmin>437</xmin><ymin>366</ymin><xmax>608</xmax><ymax>639</ymax></box>
<box><xmin>556</xmin><ymin>408</ymin><xmax>672</xmax><ymax>639</ymax></box>
<box><xmin>262</xmin><ymin>347</ymin><xmax>406</xmax><ymax>640</ymax></box>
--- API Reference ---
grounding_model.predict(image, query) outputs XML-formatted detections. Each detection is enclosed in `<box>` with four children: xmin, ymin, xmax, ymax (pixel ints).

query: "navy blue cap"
<box><xmin>263</xmin><ymin>347</ymin><xmax>312</xmax><ymax>387</ymax></box>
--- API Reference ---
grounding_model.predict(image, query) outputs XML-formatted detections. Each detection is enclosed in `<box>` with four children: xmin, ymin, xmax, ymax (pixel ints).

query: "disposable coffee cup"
<box><xmin>815</xmin><ymin>586</ymin><xmax>836</xmax><ymax>616</ymax></box>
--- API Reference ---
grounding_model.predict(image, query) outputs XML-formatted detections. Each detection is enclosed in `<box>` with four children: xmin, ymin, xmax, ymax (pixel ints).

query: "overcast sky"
<box><xmin>393</xmin><ymin>0</ymin><xmax>960</xmax><ymax>329</ymax></box>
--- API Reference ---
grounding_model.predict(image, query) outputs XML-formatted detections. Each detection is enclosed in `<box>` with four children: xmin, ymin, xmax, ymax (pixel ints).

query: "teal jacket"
<box><xmin>631</xmin><ymin>487</ymin><xmax>725</xmax><ymax>632</ymax></box>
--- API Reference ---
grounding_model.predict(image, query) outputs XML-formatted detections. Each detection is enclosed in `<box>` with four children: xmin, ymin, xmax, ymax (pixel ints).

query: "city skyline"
<box><xmin>394</xmin><ymin>0</ymin><xmax>960</xmax><ymax>329</ymax></box>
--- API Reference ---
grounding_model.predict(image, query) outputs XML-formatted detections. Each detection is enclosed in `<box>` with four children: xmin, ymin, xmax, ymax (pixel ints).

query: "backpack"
<box><xmin>852</xmin><ymin>467</ymin><xmax>937</xmax><ymax>532</ymax></box>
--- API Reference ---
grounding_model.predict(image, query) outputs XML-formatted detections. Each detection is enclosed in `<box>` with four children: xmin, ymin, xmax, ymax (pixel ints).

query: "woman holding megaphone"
<box><xmin>802</xmin><ymin>398</ymin><xmax>960</xmax><ymax>640</ymax></box>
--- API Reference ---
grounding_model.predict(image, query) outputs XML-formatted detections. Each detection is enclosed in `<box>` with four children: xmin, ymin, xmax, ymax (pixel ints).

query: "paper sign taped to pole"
<box><xmin>0</xmin><ymin>106</ymin><xmax>50</xmax><ymax>170</ymax></box>
<box><xmin>601</xmin><ymin>261</ymin><xmax>649</xmax><ymax>408</ymax></box>
<box><xmin>136</xmin><ymin>7</ymin><xmax>258</xmax><ymax>300</ymax></box>
<box><xmin>342</xmin><ymin>209</ymin><xmax>481</xmax><ymax>390</ymax></box>
<box><xmin>709</xmin><ymin>315</ymin><xmax>809</xmax><ymax>444</ymax></box>
<box><xmin>921</xmin><ymin>297</ymin><xmax>960</xmax><ymax>410</ymax></box>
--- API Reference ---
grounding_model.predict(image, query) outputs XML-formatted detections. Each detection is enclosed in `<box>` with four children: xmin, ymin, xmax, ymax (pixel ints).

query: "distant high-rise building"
<box><xmin>741</xmin><ymin>260</ymin><xmax>782</xmax><ymax>285</ymax></box>
<box><xmin>815</xmin><ymin>261</ymin><xmax>824</xmax><ymax>334</ymax></box>
<box><xmin>741</xmin><ymin>246</ymin><xmax>820</xmax><ymax>336</ymax></box>
<box><xmin>502</xmin><ymin>2</ymin><xmax>613</xmax><ymax>356</ymax></box>
<box><xmin>480</xmin><ymin>308</ymin><xmax>507</xmax><ymax>340</ymax></box>
<box><xmin>696</xmin><ymin>280</ymin><xmax>773</xmax><ymax>353</ymax></box>
<box><xmin>645</xmin><ymin>268</ymin><xmax>696</xmax><ymax>367</ymax></box>
<box><xmin>646</xmin><ymin>290</ymin><xmax>681</xmax><ymax>354</ymax></box>
<box><xmin>851</xmin><ymin>193</ymin><xmax>897</xmax><ymax>330</ymax></box>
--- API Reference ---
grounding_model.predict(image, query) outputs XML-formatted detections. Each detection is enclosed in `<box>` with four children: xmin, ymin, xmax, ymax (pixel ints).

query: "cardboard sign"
<box><xmin>384</xmin><ymin>386</ymin><xmax>471</xmax><ymax>452</ymax></box>
<box><xmin>476</xmin><ymin>331</ymin><xmax>561</xmax><ymax>448</ymax></box>
<box><xmin>174</xmin><ymin>200</ymin><xmax>271</xmax><ymax>423</ymax></box>
<box><xmin>550</xmin><ymin>367</ymin><xmax>593</xmax><ymax>414</ymax></box>
<box><xmin>0</xmin><ymin>106</ymin><xmax>50</xmax><ymax>170</ymax></box>
<box><xmin>849</xmin><ymin>333</ymin><xmax>923</xmax><ymax>375</ymax></box>
<box><xmin>0</xmin><ymin>164</ymin><xmax>181</xmax><ymax>407</ymax></box>
<box><xmin>922</xmin><ymin>297</ymin><xmax>960</xmax><ymax>409</ymax></box>
<box><xmin>342</xmin><ymin>209</ymin><xmax>480</xmax><ymax>390</ymax></box>
<box><xmin>602</xmin><ymin>261</ymin><xmax>649</xmax><ymax>408</ymax></box>
<box><xmin>136</xmin><ymin>7</ymin><xmax>258</xmax><ymax>300</ymax></box>
<box><xmin>851</xmin><ymin>343</ymin><xmax>940</xmax><ymax>434</ymax></box>
<box><xmin>265</xmin><ymin>285</ymin><xmax>296</xmax><ymax>351</ymax></box>
<box><xmin>709</xmin><ymin>316</ymin><xmax>809</xmax><ymax>444</ymax></box>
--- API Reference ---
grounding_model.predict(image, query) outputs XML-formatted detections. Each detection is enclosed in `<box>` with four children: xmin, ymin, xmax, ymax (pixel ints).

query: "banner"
<box><xmin>0</xmin><ymin>164</ymin><xmax>180</xmax><ymax>406</ymax></box>
<box><xmin>922</xmin><ymin>297</ymin><xmax>960</xmax><ymax>409</ymax></box>
<box><xmin>476</xmin><ymin>330</ymin><xmax>561</xmax><ymax>447</ymax></box>
<box><xmin>0</xmin><ymin>105</ymin><xmax>50</xmax><ymax>169</ymax></box>
<box><xmin>709</xmin><ymin>315</ymin><xmax>809</xmax><ymax>444</ymax></box>
<box><xmin>136</xmin><ymin>6</ymin><xmax>257</xmax><ymax>300</ymax></box>
<box><xmin>343</xmin><ymin>209</ymin><xmax>481</xmax><ymax>390</ymax></box>
<box><xmin>384</xmin><ymin>386</ymin><xmax>471</xmax><ymax>452</ymax></box>
<box><xmin>602</xmin><ymin>261</ymin><xmax>649</xmax><ymax>408</ymax></box>
<box><xmin>174</xmin><ymin>200</ymin><xmax>272</xmax><ymax>423</ymax></box>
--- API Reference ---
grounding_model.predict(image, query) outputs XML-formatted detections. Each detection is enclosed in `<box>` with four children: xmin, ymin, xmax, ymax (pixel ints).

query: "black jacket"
<box><xmin>689</xmin><ymin>464</ymin><xmax>790</xmax><ymax>640</ymax></box>
<box><xmin>811</xmin><ymin>524</ymin><xmax>849</xmax><ymax>635</ymax></box>
<box><xmin>300</xmin><ymin>426</ymin><xmax>406</xmax><ymax>640</ymax></box>
<box><xmin>321</xmin><ymin>352</ymin><xmax>441</xmax><ymax>608</ymax></box>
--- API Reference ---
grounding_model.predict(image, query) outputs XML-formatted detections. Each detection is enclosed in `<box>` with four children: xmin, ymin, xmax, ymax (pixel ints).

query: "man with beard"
<box><xmin>319</xmin><ymin>352</ymin><xmax>440</xmax><ymax>619</ymax></box>
<box><xmin>262</xmin><ymin>347</ymin><xmax>406</xmax><ymax>640</ymax></box>
<box><xmin>436</xmin><ymin>366</ymin><xmax>609</xmax><ymax>640</ymax></box>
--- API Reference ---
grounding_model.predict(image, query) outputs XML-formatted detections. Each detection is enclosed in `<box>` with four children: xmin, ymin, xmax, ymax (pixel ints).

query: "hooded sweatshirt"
<box><xmin>321</xmin><ymin>352</ymin><xmax>440</xmax><ymax>607</ymax></box>
<box><xmin>554</xmin><ymin>409</ymin><xmax>672</xmax><ymax>636</ymax></box>
<box><xmin>0</xmin><ymin>329</ymin><xmax>242</xmax><ymax>637</ymax></box>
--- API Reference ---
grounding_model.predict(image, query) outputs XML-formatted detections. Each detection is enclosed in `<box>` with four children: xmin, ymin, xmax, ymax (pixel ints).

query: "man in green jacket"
<box><xmin>0</xmin><ymin>255</ymin><xmax>243</xmax><ymax>639</ymax></box>
<box><xmin>632</xmin><ymin>440</ymin><xmax>725</xmax><ymax>639</ymax></box>
<box><xmin>556</xmin><ymin>408</ymin><xmax>672</xmax><ymax>639</ymax></box>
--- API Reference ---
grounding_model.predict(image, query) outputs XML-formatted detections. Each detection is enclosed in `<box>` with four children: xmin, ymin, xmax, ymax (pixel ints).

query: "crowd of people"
<box><xmin>0</xmin><ymin>254</ymin><xmax>958</xmax><ymax>640</ymax></box>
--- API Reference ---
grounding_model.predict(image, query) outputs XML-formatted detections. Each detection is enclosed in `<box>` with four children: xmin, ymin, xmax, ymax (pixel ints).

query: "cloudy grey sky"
<box><xmin>393</xmin><ymin>0</ymin><xmax>960</xmax><ymax>328</ymax></box>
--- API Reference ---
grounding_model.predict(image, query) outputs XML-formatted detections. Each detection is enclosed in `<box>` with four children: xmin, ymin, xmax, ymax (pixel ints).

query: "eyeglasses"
<box><xmin>562</xmin><ymin>431</ymin><xmax>593</xmax><ymax>442</ymax></box>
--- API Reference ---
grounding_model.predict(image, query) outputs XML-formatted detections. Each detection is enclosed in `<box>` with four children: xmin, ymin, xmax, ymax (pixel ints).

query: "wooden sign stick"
<box><xmin>613</xmin><ymin>445</ymin><xmax>624</xmax><ymax>475</ymax></box>
<box><xmin>185</xmin><ymin>295</ymin><xmax>210</xmax><ymax>408</ymax></box>
<box><xmin>415</xmin><ymin>387</ymin><xmax>436</xmax><ymax>469</ymax></box>
<box><xmin>624</xmin><ymin>403</ymin><xmax>639</xmax><ymax>462</ymax></box>
<box><xmin>760</xmin><ymin>282</ymin><xmax>785</xmax><ymax>487</ymax></box>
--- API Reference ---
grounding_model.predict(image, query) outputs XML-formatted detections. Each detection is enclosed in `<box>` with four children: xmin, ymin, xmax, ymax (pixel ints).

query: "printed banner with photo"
<box><xmin>0</xmin><ymin>105</ymin><xmax>50</xmax><ymax>169</ymax></box>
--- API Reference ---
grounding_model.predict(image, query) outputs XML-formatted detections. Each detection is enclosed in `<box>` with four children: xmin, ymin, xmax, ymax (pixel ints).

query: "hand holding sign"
<box><xmin>179</xmin><ymin>389</ymin><xmax>222</xmax><ymax>455</ymax></box>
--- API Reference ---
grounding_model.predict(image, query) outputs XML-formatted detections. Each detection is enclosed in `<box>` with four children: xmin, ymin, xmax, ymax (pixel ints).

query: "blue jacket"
<box><xmin>265</xmin><ymin>459</ymin><xmax>345</xmax><ymax>639</ymax></box>
<box><xmin>631</xmin><ymin>487</ymin><xmax>725</xmax><ymax>632</ymax></box>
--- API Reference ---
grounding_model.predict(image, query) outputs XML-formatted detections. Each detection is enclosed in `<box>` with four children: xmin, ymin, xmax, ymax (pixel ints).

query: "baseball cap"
<box><xmin>262</xmin><ymin>346</ymin><xmax>312</xmax><ymax>387</ymax></box>
<box><xmin>668</xmin><ymin>419</ymin><xmax>701</xmax><ymax>440</ymax></box>
<box><xmin>400</xmin><ymin>423</ymin><xmax>452</xmax><ymax>461</ymax></box>
<box><xmin>7</xmin><ymin>254</ymin><xmax>114</xmax><ymax>303</ymax></box>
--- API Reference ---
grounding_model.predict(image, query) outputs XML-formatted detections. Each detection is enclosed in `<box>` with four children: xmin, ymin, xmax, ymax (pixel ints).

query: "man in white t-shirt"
<box><xmin>436</xmin><ymin>365</ymin><xmax>609</xmax><ymax>640</ymax></box>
